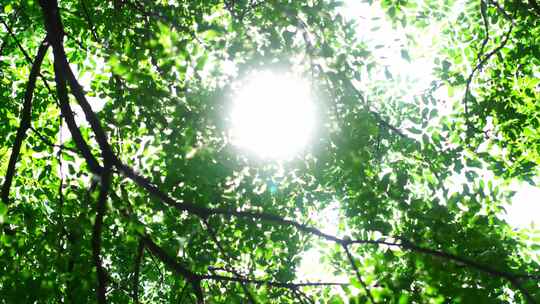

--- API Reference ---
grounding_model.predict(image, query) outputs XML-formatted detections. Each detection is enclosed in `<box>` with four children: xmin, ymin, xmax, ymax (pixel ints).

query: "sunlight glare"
<box><xmin>230</xmin><ymin>71</ymin><xmax>316</xmax><ymax>159</ymax></box>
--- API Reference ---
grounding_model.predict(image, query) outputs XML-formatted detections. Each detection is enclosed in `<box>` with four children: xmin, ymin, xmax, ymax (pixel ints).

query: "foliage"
<box><xmin>0</xmin><ymin>0</ymin><xmax>539</xmax><ymax>303</ymax></box>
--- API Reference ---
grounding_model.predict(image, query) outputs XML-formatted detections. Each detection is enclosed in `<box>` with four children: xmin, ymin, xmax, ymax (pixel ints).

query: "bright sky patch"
<box><xmin>230</xmin><ymin>71</ymin><xmax>316</xmax><ymax>160</ymax></box>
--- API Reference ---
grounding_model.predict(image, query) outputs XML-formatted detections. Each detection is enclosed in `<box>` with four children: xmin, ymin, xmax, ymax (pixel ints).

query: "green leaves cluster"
<box><xmin>0</xmin><ymin>0</ymin><xmax>539</xmax><ymax>303</ymax></box>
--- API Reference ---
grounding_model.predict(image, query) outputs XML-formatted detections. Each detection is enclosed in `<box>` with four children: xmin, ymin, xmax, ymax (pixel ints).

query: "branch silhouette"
<box><xmin>1</xmin><ymin>39</ymin><xmax>49</xmax><ymax>204</ymax></box>
<box><xmin>35</xmin><ymin>1</ymin><xmax>538</xmax><ymax>303</ymax></box>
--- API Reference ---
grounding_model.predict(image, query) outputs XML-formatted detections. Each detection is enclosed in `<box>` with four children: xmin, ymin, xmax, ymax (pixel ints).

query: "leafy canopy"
<box><xmin>0</xmin><ymin>0</ymin><xmax>539</xmax><ymax>303</ymax></box>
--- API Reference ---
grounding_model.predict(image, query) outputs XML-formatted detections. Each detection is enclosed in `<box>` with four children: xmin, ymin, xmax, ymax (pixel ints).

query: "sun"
<box><xmin>230</xmin><ymin>71</ymin><xmax>316</xmax><ymax>159</ymax></box>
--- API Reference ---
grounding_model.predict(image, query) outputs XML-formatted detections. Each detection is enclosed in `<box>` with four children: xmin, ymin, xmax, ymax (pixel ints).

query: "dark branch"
<box><xmin>119</xmin><ymin>203</ymin><xmax>345</xmax><ymax>301</ymax></box>
<box><xmin>489</xmin><ymin>0</ymin><xmax>513</xmax><ymax>21</ymax></box>
<box><xmin>41</xmin><ymin>0</ymin><xmax>104</xmax><ymax>175</ymax></box>
<box><xmin>124</xmin><ymin>0</ymin><xmax>191</xmax><ymax>33</ymax></box>
<box><xmin>0</xmin><ymin>16</ymin><xmax>33</xmax><ymax>62</ymax></box>
<box><xmin>528</xmin><ymin>0</ymin><xmax>540</xmax><ymax>15</ymax></box>
<box><xmin>0</xmin><ymin>9</ymin><xmax>21</xmax><ymax>57</ymax></box>
<box><xmin>463</xmin><ymin>18</ymin><xmax>514</xmax><ymax>137</ymax></box>
<box><xmin>478</xmin><ymin>0</ymin><xmax>490</xmax><ymax>64</ymax></box>
<box><xmin>141</xmin><ymin>235</ymin><xmax>205</xmax><ymax>304</ymax></box>
<box><xmin>0</xmin><ymin>16</ymin><xmax>53</xmax><ymax>93</ymax></box>
<box><xmin>29</xmin><ymin>125</ymin><xmax>78</xmax><ymax>154</ymax></box>
<box><xmin>143</xmin><ymin>234</ymin><xmax>348</xmax><ymax>292</ymax></box>
<box><xmin>91</xmin><ymin>169</ymin><xmax>112</xmax><ymax>304</ymax></box>
<box><xmin>202</xmin><ymin>219</ymin><xmax>256</xmax><ymax>304</ymax></box>
<box><xmin>36</xmin><ymin>1</ymin><xmax>537</xmax><ymax>301</ymax></box>
<box><xmin>464</xmin><ymin>0</ymin><xmax>491</xmax><ymax>134</ymax></box>
<box><xmin>133</xmin><ymin>239</ymin><xmax>144</xmax><ymax>304</ymax></box>
<box><xmin>2</xmin><ymin>39</ymin><xmax>49</xmax><ymax>205</ymax></box>
<box><xmin>39</xmin><ymin>2</ymin><xmax>112</xmax><ymax>300</ymax></box>
<box><xmin>116</xmin><ymin>160</ymin><xmax>539</xmax><ymax>296</ymax></box>
<box><xmin>201</xmin><ymin>273</ymin><xmax>348</xmax><ymax>288</ymax></box>
<box><xmin>343</xmin><ymin>245</ymin><xmax>375</xmax><ymax>304</ymax></box>
<box><xmin>79</xmin><ymin>0</ymin><xmax>99</xmax><ymax>41</ymax></box>
<box><xmin>297</xmin><ymin>16</ymin><xmax>408</xmax><ymax>140</ymax></box>
<box><xmin>53</xmin><ymin>58</ymin><xmax>103</xmax><ymax>175</ymax></box>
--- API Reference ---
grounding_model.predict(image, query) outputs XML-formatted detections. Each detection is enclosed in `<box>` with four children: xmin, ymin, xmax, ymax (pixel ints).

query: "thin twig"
<box><xmin>29</xmin><ymin>126</ymin><xmax>79</xmax><ymax>154</ymax></box>
<box><xmin>0</xmin><ymin>16</ymin><xmax>53</xmax><ymax>93</ymax></box>
<box><xmin>343</xmin><ymin>245</ymin><xmax>376</xmax><ymax>304</ymax></box>
<box><xmin>202</xmin><ymin>218</ymin><xmax>256</xmax><ymax>304</ymax></box>
<box><xmin>489</xmin><ymin>0</ymin><xmax>513</xmax><ymax>21</ymax></box>
<box><xmin>36</xmin><ymin>1</ymin><xmax>538</xmax><ymax>301</ymax></box>
<box><xmin>0</xmin><ymin>9</ymin><xmax>21</xmax><ymax>57</ymax></box>
<box><xmin>79</xmin><ymin>0</ymin><xmax>99</xmax><ymax>41</ymax></box>
<box><xmin>463</xmin><ymin>17</ymin><xmax>514</xmax><ymax>138</ymax></box>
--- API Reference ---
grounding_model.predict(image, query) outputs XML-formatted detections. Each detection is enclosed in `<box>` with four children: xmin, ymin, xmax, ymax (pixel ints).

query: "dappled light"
<box><xmin>1</xmin><ymin>0</ymin><xmax>540</xmax><ymax>302</ymax></box>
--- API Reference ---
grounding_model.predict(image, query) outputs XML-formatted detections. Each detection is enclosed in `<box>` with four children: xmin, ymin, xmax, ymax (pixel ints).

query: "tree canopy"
<box><xmin>0</xmin><ymin>0</ymin><xmax>539</xmax><ymax>303</ymax></box>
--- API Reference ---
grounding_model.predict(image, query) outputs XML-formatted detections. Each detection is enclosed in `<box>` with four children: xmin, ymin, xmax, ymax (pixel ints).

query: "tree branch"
<box><xmin>79</xmin><ymin>0</ymin><xmax>99</xmax><ymax>41</ymax></box>
<box><xmin>1</xmin><ymin>39</ymin><xmax>49</xmax><ymax>205</ymax></box>
<box><xmin>41</xmin><ymin>0</ymin><xmax>103</xmax><ymax>175</ymax></box>
<box><xmin>116</xmin><ymin>159</ymin><xmax>539</xmax><ymax>294</ymax></box>
<box><xmin>343</xmin><ymin>245</ymin><xmax>375</xmax><ymax>303</ymax></box>
<box><xmin>46</xmin><ymin>13</ymin><xmax>110</xmax><ymax>300</ymax></box>
<box><xmin>489</xmin><ymin>0</ymin><xmax>513</xmax><ymax>21</ymax></box>
<box><xmin>141</xmin><ymin>235</ymin><xmax>205</xmax><ymax>304</ymax></box>
<box><xmin>296</xmin><ymin>16</ymin><xmax>408</xmax><ymax>140</ymax></box>
<box><xmin>0</xmin><ymin>16</ymin><xmax>53</xmax><ymax>93</ymax></box>
<box><xmin>91</xmin><ymin>168</ymin><xmax>112</xmax><ymax>304</ymax></box>
<box><xmin>528</xmin><ymin>0</ymin><xmax>540</xmax><ymax>15</ymax></box>
<box><xmin>29</xmin><ymin>126</ymin><xmax>79</xmax><ymax>154</ymax></box>
<box><xmin>142</xmin><ymin>233</ymin><xmax>349</xmax><ymax>296</ymax></box>
<box><xmin>53</xmin><ymin>57</ymin><xmax>103</xmax><ymax>175</ymax></box>
<box><xmin>463</xmin><ymin>17</ymin><xmax>514</xmax><ymax>138</ymax></box>
<box><xmin>133</xmin><ymin>238</ymin><xmax>144</xmax><ymax>304</ymax></box>
<box><xmin>200</xmin><ymin>273</ymin><xmax>348</xmax><ymax>288</ymax></box>
<box><xmin>0</xmin><ymin>9</ymin><xmax>21</xmax><ymax>57</ymax></box>
<box><xmin>202</xmin><ymin>219</ymin><xmax>256</xmax><ymax>304</ymax></box>
<box><xmin>36</xmin><ymin>1</ymin><xmax>537</xmax><ymax>301</ymax></box>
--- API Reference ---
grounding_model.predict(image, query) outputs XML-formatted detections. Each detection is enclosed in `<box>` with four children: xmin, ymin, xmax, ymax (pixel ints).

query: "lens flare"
<box><xmin>230</xmin><ymin>71</ymin><xmax>316</xmax><ymax>159</ymax></box>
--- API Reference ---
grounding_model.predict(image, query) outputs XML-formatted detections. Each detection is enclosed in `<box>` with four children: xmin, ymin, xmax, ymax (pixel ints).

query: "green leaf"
<box><xmin>400</xmin><ymin>49</ymin><xmax>411</xmax><ymax>62</ymax></box>
<box><xmin>0</xmin><ymin>202</ymin><xmax>7</xmax><ymax>224</ymax></box>
<box><xmin>4</xmin><ymin>4</ymin><xmax>13</xmax><ymax>14</ymax></box>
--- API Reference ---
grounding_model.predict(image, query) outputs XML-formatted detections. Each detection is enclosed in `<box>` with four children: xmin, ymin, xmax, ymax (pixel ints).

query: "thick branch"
<box><xmin>200</xmin><ymin>273</ymin><xmax>348</xmax><ymax>288</ymax></box>
<box><xmin>51</xmin><ymin>33</ymin><xmax>108</xmax><ymax>302</ymax></box>
<box><xmin>133</xmin><ymin>239</ymin><xmax>144</xmax><ymax>304</ymax></box>
<box><xmin>53</xmin><ymin>58</ymin><xmax>103</xmax><ymax>175</ymax></box>
<box><xmin>39</xmin><ymin>0</ymin><xmax>113</xmax><ymax>166</ymax></box>
<box><xmin>41</xmin><ymin>0</ymin><xmax>103</xmax><ymax>175</ymax></box>
<box><xmin>37</xmin><ymin>1</ymin><xmax>537</xmax><ymax>301</ymax></box>
<box><xmin>141</xmin><ymin>235</ymin><xmax>205</xmax><ymax>304</ymax></box>
<box><xmin>1</xmin><ymin>39</ymin><xmax>49</xmax><ymax>205</ymax></box>
<box><xmin>91</xmin><ymin>169</ymin><xmax>112</xmax><ymax>304</ymax></box>
<box><xmin>116</xmin><ymin>161</ymin><xmax>539</xmax><ymax>292</ymax></box>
